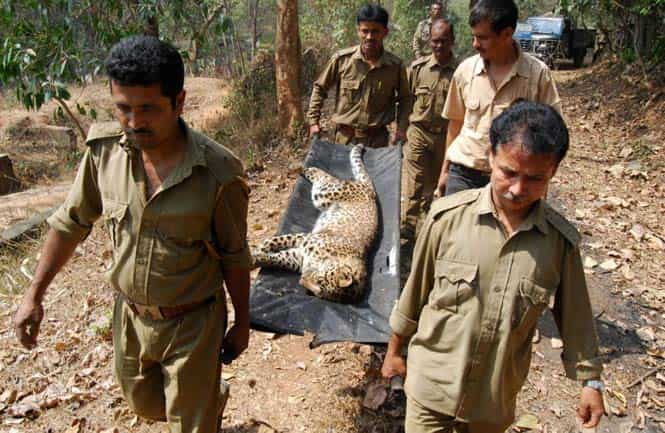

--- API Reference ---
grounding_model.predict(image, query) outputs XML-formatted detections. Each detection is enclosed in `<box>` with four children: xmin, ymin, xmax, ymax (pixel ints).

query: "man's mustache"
<box><xmin>127</xmin><ymin>128</ymin><xmax>153</xmax><ymax>135</ymax></box>
<box><xmin>502</xmin><ymin>191</ymin><xmax>525</xmax><ymax>202</ymax></box>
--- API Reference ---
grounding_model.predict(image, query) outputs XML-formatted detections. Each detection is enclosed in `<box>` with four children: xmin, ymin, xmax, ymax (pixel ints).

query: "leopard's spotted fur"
<box><xmin>252</xmin><ymin>144</ymin><xmax>378</xmax><ymax>303</ymax></box>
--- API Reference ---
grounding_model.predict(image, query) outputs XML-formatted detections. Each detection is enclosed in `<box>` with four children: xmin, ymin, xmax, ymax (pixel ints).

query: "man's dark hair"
<box><xmin>431</xmin><ymin>1</ymin><xmax>443</xmax><ymax>9</ymax></box>
<box><xmin>356</xmin><ymin>4</ymin><xmax>389</xmax><ymax>28</ymax></box>
<box><xmin>469</xmin><ymin>0</ymin><xmax>518</xmax><ymax>33</ymax></box>
<box><xmin>431</xmin><ymin>18</ymin><xmax>455</xmax><ymax>41</ymax></box>
<box><xmin>105</xmin><ymin>35</ymin><xmax>184</xmax><ymax>107</ymax></box>
<box><xmin>490</xmin><ymin>101</ymin><xmax>569</xmax><ymax>163</ymax></box>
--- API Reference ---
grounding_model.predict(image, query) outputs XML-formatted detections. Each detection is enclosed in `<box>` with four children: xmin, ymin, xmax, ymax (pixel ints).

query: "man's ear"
<box><xmin>175</xmin><ymin>90</ymin><xmax>186</xmax><ymax>115</ymax></box>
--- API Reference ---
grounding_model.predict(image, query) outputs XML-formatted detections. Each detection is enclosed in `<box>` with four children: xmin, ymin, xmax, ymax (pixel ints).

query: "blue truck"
<box><xmin>514</xmin><ymin>16</ymin><xmax>596</xmax><ymax>68</ymax></box>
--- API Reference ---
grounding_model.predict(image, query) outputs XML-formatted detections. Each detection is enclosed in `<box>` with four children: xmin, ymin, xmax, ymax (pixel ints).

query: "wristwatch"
<box><xmin>583</xmin><ymin>379</ymin><xmax>605</xmax><ymax>392</ymax></box>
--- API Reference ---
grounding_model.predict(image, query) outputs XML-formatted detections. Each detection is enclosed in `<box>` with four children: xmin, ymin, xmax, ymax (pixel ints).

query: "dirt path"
<box><xmin>0</xmin><ymin>68</ymin><xmax>663</xmax><ymax>433</ymax></box>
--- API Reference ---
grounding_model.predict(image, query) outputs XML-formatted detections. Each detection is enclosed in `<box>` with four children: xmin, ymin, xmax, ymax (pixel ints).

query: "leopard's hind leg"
<box><xmin>253</xmin><ymin>248</ymin><xmax>303</xmax><ymax>272</ymax></box>
<box><xmin>255</xmin><ymin>233</ymin><xmax>306</xmax><ymax>253</ymax></box>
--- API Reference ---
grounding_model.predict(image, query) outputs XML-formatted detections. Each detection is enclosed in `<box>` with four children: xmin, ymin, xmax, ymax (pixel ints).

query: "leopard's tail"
<box><xmin>350</xmin><ymin>144</ymin><xmax>371</xmax><ymax>184</ymax></box>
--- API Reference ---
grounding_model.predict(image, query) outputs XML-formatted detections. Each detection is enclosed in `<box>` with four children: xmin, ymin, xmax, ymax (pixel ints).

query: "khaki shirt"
<box><xmin>407</xmin><ymin>54</ymin><xmax>455</xmax><ymax>131</ymax></box>
<box><xmin>48</xmin><ymin>120</ymin><xmax>252</xmax><ymax>307</ymax></box>
<box><xmin>442</xmin><ymin>46</ymin><xmax>561</xmax><ymax>172</ymax></box>
<box><xmin>307</xmin><ymin>45</ymin><xmax>411</xmax><ymax>132</ymax></box>
<box><xmin>413</xmin><ymin>18</ymin><xmax>433</xmax><ymax>58</ymax></box>
<box><xmin>390</xmin><ymin>185</ymin><xmax>602</xmax><ymax>427</ymax></box>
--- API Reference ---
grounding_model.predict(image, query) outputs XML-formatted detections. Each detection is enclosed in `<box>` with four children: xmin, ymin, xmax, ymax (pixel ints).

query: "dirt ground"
<box><xmin>0</xmin><ymin>64</ymin><xmax>664</xmax><ymax>433</ymax></box>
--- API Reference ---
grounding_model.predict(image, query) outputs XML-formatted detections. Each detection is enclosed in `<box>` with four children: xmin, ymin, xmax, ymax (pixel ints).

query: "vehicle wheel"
<box><xmin>573</xmin><ymin>48</ymin><xmax>586</xmax><ymax>68</ymax></box>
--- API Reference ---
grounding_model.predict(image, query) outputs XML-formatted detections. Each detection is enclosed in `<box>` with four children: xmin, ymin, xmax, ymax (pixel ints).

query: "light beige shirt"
<box><xmin>390</xmin><ymin>185</ymin><xmax>602</xmax><ymax>427</ymax></box>
<box><xmin>307</xmin><ymin>45</ymin><xmax>411</xmax><ymax>132</ymax></box>
<box><xmin>442</xmin><ymin>46</ymin><xmax>561</xmax><ymax>172</ymax></box>
<box><xmin>48</xmin><ymin>120</ymin><xmax>251</xmax><ymax>307</ymax></box>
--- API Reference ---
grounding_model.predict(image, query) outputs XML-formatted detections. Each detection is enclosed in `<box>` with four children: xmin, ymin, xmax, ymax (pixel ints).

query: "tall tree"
<box><xmin>275</xmin><ymin>0</ymin><xmax>303</xmax><ymax>136</ymax></box>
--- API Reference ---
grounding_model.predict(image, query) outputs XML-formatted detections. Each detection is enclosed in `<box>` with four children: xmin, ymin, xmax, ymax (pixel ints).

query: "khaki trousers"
<box><xmin>401</xmin><ymin>124</ymin><xmax>445</xmax><ymax>241</ymax></box>
<box><xmin>406</xmin><ymin>398</ymin><xmax>509</xmax><ymax>433</ymax></box>
<box><xmin>112</xmin><ymin>295</ymin><xmax>226</xmax><ymax>433</ymax></box>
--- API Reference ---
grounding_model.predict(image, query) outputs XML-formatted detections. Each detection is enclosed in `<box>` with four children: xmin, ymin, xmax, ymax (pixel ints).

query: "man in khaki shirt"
<box><xmin>436</xmin><ymin>0</ymin><xmax>561</xmax><ymax>196</ymax></box>
<box><xmin>383</xmin><ymin>101</ymin><xmax>604</xmax><ymax>433</ymax></box>
<box><xmin>307</xmin><ymin>4</ymin><xmax>411</xmax><ymax>147</ymax></box>
<box><xmin>402</xmin><ymin>18</ymin><xmax>456</xmax><ymax>242</ymax></box>
<box><xmin>412</xmin><ymin>2</ymin><xmax>446</xmax><ymax>59</ymax></box>
<box><xmin>14</xmin><ymin>36</ymin><xmax>251</xmax><ymax>433</ymax></box>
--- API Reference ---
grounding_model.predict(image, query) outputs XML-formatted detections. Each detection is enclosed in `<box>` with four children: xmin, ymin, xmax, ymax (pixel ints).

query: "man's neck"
<box><xmin>141</xmin><ymin>123</ymin><xmax>186</xmax><ymax>165</ymax></box>
<box><xmin>487</xmin><ymin>43</ymin><xmax>518</xmax><ymax>68</ymax></box>
<box><xmin>491</xmin><ymin>189</ymin><xmax>532</xmax><ymax>236</ymax></box>
<box><xmin>361</xmin><ymin>47</ymin><xmax>383</xmax><ymax>64</ymax></box>
<box><xmin>434</xmin><ymin>51</ymin><xmax>452</xmax><ymax>67</ymax></box>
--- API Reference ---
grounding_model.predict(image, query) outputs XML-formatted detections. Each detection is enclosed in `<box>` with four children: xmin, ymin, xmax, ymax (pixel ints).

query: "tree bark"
<box><xmin>275</xmin><ymin>0</ymin><xmax>304</xmax><ymax>137</ymax></box>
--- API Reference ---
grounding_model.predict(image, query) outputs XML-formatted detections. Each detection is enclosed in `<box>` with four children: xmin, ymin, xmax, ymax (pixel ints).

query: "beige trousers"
<box><xmin>406</xmin><ymin>398</ymin><xmax>509</xmax><ymax>433</ymax></box>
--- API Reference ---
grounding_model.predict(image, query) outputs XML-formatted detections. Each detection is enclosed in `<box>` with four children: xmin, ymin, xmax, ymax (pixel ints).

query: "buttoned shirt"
<box><xmin>307</xmin><ymin>45</ymin><xmax>411</xmax><ymax>132</ymax></box>
<box><xmin>407</xmin><ymin>54</ymin><xmax>455</xmax><ymax>131</ymax></box>
<box><xmin>442</xmin><ymin>45</ymin><xmax>561</xmax><ymax>172</ymax></box>
<box><xmin>47</xmin><ymin>120</ymin><xmax>251</xmax><ymax>307</ymax></box>
<box><xmin>390</xmin><ymin>185</ymin><xmax>602</xmax><ymax>427</ymax></box>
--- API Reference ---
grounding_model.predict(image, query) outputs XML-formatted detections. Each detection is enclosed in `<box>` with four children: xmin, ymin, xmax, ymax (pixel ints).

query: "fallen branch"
<box><xmin>627</xmin><ymin>366</ymin><xmax>664</xmax><ymax>389</ymax></box>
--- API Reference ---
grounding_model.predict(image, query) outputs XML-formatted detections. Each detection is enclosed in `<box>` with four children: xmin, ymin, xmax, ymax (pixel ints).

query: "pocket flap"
<box><xmin>341</xmin><ymin>79</ymin><xmax>361</xmax><ymax>90</ymax></box>
<box><xmin>435</xmin><ymin>259</ymin><xmax>478</xmax><ymax>284</ymax></box>
<box><xmin>102</xmin><ymin>200</ymin><xmax>128</xmax><ymax>220</ymax></box>
<box><xmin>519</xmin><ymin>278</ymin><xmax>555</xmax><ymax>308</ymax></box>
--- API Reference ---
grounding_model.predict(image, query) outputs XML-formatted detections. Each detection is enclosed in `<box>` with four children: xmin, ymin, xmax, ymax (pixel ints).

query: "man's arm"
<box><xmin>412</xmin><ymin>22</ymin><xmax>423</xmax><ymax>58</ymax></box>
<box><xmin>214</xmin><ymin>177</ymin><xmax>253</xmax><ymax>363</ymax></box>
<box><xmin>436</xmin><ymin>70</ymin><xmax>465</xmax><ymax>196</ymax></box>
<box><xmin>435</xmin><ymin>118</ymin><xmax>463</xmax><ymax>196</ymax></box>
<box><xmin>307</xmin><ymin>55</ymin><xmax>340</xmax><ymax>136</ymax></box>
<box><xmin>220</xmin><ymin>267</ymin><xmax>250</xmax><ymax>364</ymax></box>
<box><xmin>553</xmin><ymin>243</ymin><xmax>604</xmax><ymax>428</ymax></box>
<box><xmin>395</xmin><ymin>63</ymin><xmax>412</xmax><ymax>143</ymax></box>
<box><xmin>14</xmin><ymin>229</ymin><xmax>80</xmax><ymax>348</ymax></box>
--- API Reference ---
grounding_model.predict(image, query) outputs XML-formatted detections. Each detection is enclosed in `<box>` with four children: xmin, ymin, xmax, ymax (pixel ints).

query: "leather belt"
<box><xmin>123</xmin><ymin>295</ymin><xmax>215</xmax><ymax>321</ymax></box>
<box><xmin>337</xmin><ymin>124</ymin><xmax>387</xmax><ymax>138</ymax></box>
<box><xmin>414</xmin><ymin>122</ymin><xmax>445</xmax><ymax>134</ymax></box>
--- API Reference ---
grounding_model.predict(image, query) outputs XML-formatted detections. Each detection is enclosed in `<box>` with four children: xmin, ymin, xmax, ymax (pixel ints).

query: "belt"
<box><xmin>337</xmin><ymin>124</ymin><xmax>387</xmax><ymax>138</ymax></box>
<box><xmin>449</xmin><ymin>162</ymin><xmax>490</xmax><ymax>177</ymax></box>
<box><xmin>413</xmin><ymin>122</ymin><xmax>445</xmax><ymax>135</ymax></box>
<box><xmin>123</xmin><ymin>295</ymin><xmax>215</xmax><ymax>320</ymax></box>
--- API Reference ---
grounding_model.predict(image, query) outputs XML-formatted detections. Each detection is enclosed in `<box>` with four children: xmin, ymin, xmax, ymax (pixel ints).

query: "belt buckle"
<box><xmin>134</xmin><ymin>303</ymin><xmax>164</xmax><ymax>320</ymax></box>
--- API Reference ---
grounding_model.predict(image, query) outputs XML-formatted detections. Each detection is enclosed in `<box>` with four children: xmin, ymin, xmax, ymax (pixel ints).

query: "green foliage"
<box><xmin>300</xmin><ymin>0</ymin><xmax>367</xmax><ymax>52</ymax></box>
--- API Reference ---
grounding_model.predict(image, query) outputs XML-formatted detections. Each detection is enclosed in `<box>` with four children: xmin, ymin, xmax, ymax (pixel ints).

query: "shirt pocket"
<box><xmin>429</xmin><ymin>258</ymin><xmax>478</xmax><ymax>313</ymax></box>
<box><xmin>512</xmin><ymin>278</ymin><xmax>555</xmax><ymax>330</ymax></box>
<box><xmin>414</xmin><ymin>85</ymin><xmax>433</xmax><ymax>115</ymax></box>
<box><xmin>339</xmin><ymin>78</ymin><xmax>362</xmax><ymax>112</ymax></box>
<box><xmin>154</xmin><ymin>217</ymin><xmax>212</xmax><ymax>274</ymax></box>
<box><xmin>102</xmin><ymin>200</ymin><xmax>129</xmax><ymax>250</ymax></box>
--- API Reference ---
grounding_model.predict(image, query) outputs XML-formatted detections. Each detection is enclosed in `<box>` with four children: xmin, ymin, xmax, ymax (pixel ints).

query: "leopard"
<box><xmin>252</xmin><ymin>144</ymin><xmax>378</xmax><ymax>303</ymax></box>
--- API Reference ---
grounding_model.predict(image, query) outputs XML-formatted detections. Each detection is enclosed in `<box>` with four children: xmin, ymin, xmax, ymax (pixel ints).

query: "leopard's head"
<box><xmin>300</xmin><ymin>260</ymin><xmax>367</xmax><ymax>304</ymax></box>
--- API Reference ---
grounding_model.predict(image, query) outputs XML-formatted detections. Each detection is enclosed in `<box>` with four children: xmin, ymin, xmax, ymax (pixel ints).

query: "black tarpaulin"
<box><xmin>249</xmin><ymin>139</ymin><xmax>402</xmax><ymax>347</ymax></box>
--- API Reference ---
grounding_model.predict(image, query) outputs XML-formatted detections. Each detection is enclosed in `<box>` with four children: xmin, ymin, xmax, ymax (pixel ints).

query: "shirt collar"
<box><xmin>473</xmin><ymin>42</ymin><xmax>530</xmax><ymax>78</ymax></box>
<box><xmin>428</xmin><ymin>53</ymin><xmax>456</xmax><ymax>70</ymax></box>
<box><xmin>352</xmin><ymin>44</ymin><xmax>393</xmax><ymax>67</ymax></box>
<box><xmin>476</xmin><ymin>183</ymin><xmax>549</xmax><ymax>236</ymax></box>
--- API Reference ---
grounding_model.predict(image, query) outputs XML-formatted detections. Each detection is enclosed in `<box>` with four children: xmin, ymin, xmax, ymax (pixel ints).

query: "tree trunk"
<box><xmin>251</xmin><ymin>0</ymin><xmax>260</xmax><ymax>60</ymax></box>
<box><xmin>275</xmin><ymin>0</ymin><xmax>303</xmax><ymax>137</ymax></box>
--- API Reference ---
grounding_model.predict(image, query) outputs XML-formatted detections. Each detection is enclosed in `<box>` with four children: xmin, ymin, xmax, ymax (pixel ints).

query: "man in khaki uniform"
<box><xmin>412</xmin><ymin>2</ymin><xmax>446</xmax><ymax>59</ymax></box>
<box><xmin>307</xmin><ymin>4</ymin><xmax>411</xmax><ymax>147</ymax></box>
<box><xmin>401</xmin><ymin>18</ymin><xmax>456</xmax><ymax>242</ymax></box>
<box><xmin>436</xmin><ymin>0</ymin><xmax>561</xmax><ymax>196</ymax></box>
<box><xmin>14</xmin><ymin>36</ymin><xmax>251</xmax><ymax>433</ymax></box>
<box><xmin>382</xmin><ymin>101</ymin><xmax>605</xmax><ymax>432</ymax></box>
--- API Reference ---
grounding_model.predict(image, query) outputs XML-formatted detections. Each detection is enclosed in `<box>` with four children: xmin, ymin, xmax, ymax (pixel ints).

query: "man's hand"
<box><xmin>435</xmin><ymin>160</ymin><xmax>451</xmax><ymax>197</ymax></box>
<box><xmin>577</xmin><ymin>386</ymin><xmax>605</xmax><ymax>428</ymax></box>
<box><xmin>221</xmin><ymin>322</ymin><xmax>249</xmax><ymax>364</ymax></box>
<box><xmin>14</xmin><ymin>295</ymin><xmax>44</xmax><ymax>349</ymax></box>
<box><xmin>394</xmin><ymin>128</ymin><xmax>407</xmax><ymax>144</ymax></box>
<box><xmin>381</xmin><ymin>351</ymin><xmax>407</xmax><ymax>380</ymax></box>
<box><xmin>309</xmin><ymin>124</ymin><xmax>321</xmax><ymax>138</ymax></box>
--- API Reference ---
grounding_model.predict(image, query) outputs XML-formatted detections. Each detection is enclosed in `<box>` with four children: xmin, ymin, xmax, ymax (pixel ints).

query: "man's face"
<box><xmin>111</xmin><ymin>81</ymin><xmax>184</xmax><ymax>149</ymax></box>
<box><xmin>471</xmin><ymin>19</ymin><xmax>513</xmax><ymax>61</ymax></box>
<box><xmin>430</xmin><ymin>4</ymin><xmax>442</xmax><ymax>19</ymax></box>
<box><xmin>489</xmin><ymin>141</ymin><xmax>558</xmax><ymax>214</ymax></box>
<box><xmin>430</xmin><ymin>23</ymin><xmax>454</xmax><ymax>60</ymax></box>
<box><xmin>357</xmin><ymin>21</ymin><xmax>388</xmax><ymax>58</ymax></box>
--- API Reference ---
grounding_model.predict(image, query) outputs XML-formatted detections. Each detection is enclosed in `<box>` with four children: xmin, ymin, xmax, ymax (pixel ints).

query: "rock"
<box><xmin>29</xmin><ymin>125</ymin><xmax>77</xmax><ymax>151</ymax></box>
<box><xmin>0</xmin><ymin>154</ymin><xmax>21</xmax><ymax>195</ymax></box>
<box><xmin>636</xmin><ymin>326</ymin><xmax>656</xmax><ymax>342</ymax></box>
<box><xmin>362</xmin><ymin>382</ymin><xmax>388</xmax><ymax>410</ymax></box>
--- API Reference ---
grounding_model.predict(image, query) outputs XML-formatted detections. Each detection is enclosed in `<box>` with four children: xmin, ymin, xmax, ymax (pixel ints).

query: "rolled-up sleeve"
<box><xmin>537</xmin><ymin>67</ymin><xmax>562</xmax><ymax>114</ymax></box>
<box><xmin>214</xmin><ymin>177</ymin><xmax>252</xmax><ymax>269</ymax></box>
<box><xmin>442</xmin><ymin>68</ymin><xmax>465</xmax><ymax>121</ymax></box>
<box><xmin>553</xmin><ymin>243</ymin><xmax>603</xmax><ymax>380</ymax></box>
<box><xmin>47</xmin><ymin>148</ymin><xmax>102</xmax><ymax>243</ymax></box>
<box><xmin>390</xmin><ymin>212</ymin><xmax>441</xmax><ymax>337</ymax></box>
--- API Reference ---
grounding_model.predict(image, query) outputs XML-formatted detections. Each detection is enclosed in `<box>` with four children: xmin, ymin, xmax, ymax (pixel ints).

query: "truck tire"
<box><xmin>573</xmin><ymin>48</ymin><xmax>586</xmax><ymax>68</ymax></box>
